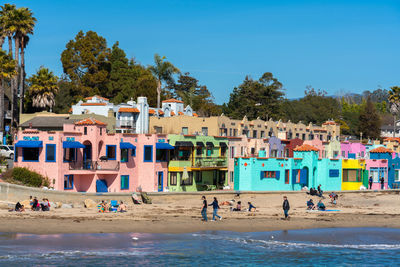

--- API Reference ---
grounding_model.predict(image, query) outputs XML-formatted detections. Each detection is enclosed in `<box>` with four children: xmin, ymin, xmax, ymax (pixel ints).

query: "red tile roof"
<box><xmin>158</xmin><ymin>110</ymin><xmax>164</xmax><ymax>115</ymax></box>
<box><xmin>81</xmin><ymin>103</ymin><xmax>106</xmax><ymax>106</ymax></box>
<box><xmin>193</xmin><ymin>113</ymin><xmax>198</xmax><ymax>117</ymax></box>
<box><xmin>294</xmin><ymin>144</ymin><xmax>319</xmax><ymax>152</ymax></box>
<box><xmin>119</xmin><ymin>107</ymin><xmax>140</xmax><ymax>113</ymax></box>
<box><xmin>170</xmin><ymin>111</ymin><xmax>176</xmax><ymax>116</ymax></box>
<box><xmin>370</xmin><ymin>147</ymin><xmax>393</xmax><ymax>154</ymax></box>
<box><xmin>162</xmin><ymin>98</ymin><xmax>184</xmax><ymax>103</ymax></box>
<box><xmin>85</xmin><ymin>95</ymin><xmax>109</xmax><ymax>101</ymax></box>
<box><xmin>149</xmin><ymin>109</ymin><xmax>156</xmax><ymax>115</ymax></box>
<box><xmin>75</xmin><ymin>118</ymin><xmax>107</xmax><ymax>126</ymax></box>
<box><xmin>178</xmin><ymin>112</ymin><xmax>184</xmax><ymax>115</ymax></box>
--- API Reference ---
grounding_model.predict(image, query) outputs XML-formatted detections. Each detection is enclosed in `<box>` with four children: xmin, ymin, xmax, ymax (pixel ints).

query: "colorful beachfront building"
<box><xmin>341</xmin><ymin>159</ymin><xmax>368</xmax><ymax>190</ymax></box>
<box><xmin>166</xmin><ymin>134</ymin><xmax>228</xmax><ymax>192</ymax></box>
<box><xmin>233</xmin><ymin>144</ymin><xmax>342</xmax><ymax>191</ymax></box>
<box><xmin>304</xmin><ymin>138</ymin><xmax>326</xmax><ymax>158</ymax></box>
<box><xmin>282</xmin><ymin>138</ymin><xmax>303</xmax><ymax>158</ymax></box>
<box><xmin>14</xmin><ymin>118</ymin><xmax>173</xmax><ymax>193</ymax></box>
<box><xmin>341</xmin><ymin>141</ymin><xmax>366</xmax><ymax>159</ymax></box>
<box><xmin>369</xmin><ymin>147</ymin><xmax>400</xmax><ymax>189</ymax></box>
<box><xmin>324</xmin><ymin>139</ymin><xmax>341</xmax><ymax>159</ymax></box>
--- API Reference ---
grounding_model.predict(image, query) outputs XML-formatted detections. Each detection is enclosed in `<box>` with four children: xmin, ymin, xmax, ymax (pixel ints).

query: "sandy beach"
<box><xmin>0</xmin><ymin>191</ymin><xmax>399</xmax><ymax>234</ymax></box>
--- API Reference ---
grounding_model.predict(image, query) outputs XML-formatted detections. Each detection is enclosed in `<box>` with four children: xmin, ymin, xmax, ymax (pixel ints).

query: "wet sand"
<box><xmin>0</xmin><ymin>191</ymin><xmax>399</xmax><ymax>234</ymax></box>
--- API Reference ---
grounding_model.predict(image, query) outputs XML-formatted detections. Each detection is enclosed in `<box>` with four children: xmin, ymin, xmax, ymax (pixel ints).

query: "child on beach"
<box><xmin>201</xmin><ymin>196</ymin><xmax>208</xmax><ymax>222</ymax></box>
<box><xmin>317</xmin><ymin>200</ymin><xmax>326</xmax><ymax>211</ymax></box>
<box><xmin>209</xmin><ymin>197</ymin><xmax>222</xmax><ymax>221</ymax></box>
<box><xmin>231</xmin><ymin>201</ymin><xmax>242</xmax><ymax>211</ymax></box>
<box><xmin>307</xmin><ymin>199</ymin><xmax>315</xmax><ymax>210</ymax></box>
<box><xmin>118</xmin><ymin>201</ymin><xmax>127</xmax><ymax>212</ymax></box>
<box><xmin>283</xmin><ymin>196</ymin><xmax>290</xmax><ymax>220</ymax></box>
<box><xmin>248</xmin><ymin>202</ymin><xmax>256</xmax><ymax>212</ymax></box>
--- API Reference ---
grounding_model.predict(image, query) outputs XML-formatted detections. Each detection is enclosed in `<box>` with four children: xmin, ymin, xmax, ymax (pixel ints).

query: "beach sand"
<box><xmin>0</xmin><ymin>191</ymin><xmax>399</xmax><ymax>234</ymax></box>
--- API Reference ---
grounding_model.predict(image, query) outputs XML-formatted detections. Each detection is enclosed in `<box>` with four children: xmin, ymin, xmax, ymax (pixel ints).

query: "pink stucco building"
<box><xmin>14</xmin><ymin>118</ymin><xmax>171</xmax><ymax>193</ymax></box>
<box><xmin>341</xmin><ymin>141</ymin><xmax>366</xmax><ymax>159</ymax></box>
<box><xmin>365</xmin><ymin>159</ymin><xmax>388</xmax><ymax>190</ymax></box>
<box><xmin>304</xmin><ymin>138</ymin><xmax>325</xmax><ymax>158</ymax></box>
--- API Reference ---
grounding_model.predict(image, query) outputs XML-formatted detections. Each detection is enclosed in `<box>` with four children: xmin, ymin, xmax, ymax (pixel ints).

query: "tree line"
<box><xmin>1</xmin><ymin>3</ymin><xmax>398</xmax><ymax>140</ymax></box>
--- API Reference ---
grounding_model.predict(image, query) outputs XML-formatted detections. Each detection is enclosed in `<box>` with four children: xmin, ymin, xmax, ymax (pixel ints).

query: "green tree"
<box><xmin>223</xmin><ymin>72</ymin><xmax>284</xmax><ymax>120</ymax></box>
<box><xmin>27</xmin><ymin>67</ymin><xmax>58</xmax><ymax>111</ymax></box>
<box><xmin>148</xmin><ymin>53</ymin><xmax>180</xmax><ymax>109</ymax></box>
<box><xmin>0</xmin><ymin>49</ymin><xmax>16</xmax><ymax>131</ymax></box>
<box><xmin>359</xmin><ymin>96</ymin><xmax>381</xmax><ymax>139</ymax></box>
<box><xmin>61</xmin><ymin>30</ymin><xmax>111</xmax><ymax>98</ymax></box>
<box><xmin>52</xmin><ymin>77</ymin><xmax>76</xmax><ymax>114</ymax></box>
<box><xmin>388</xmin><ymin>86</ymin><xmax>400</xmax><ymax>137</ymax></box>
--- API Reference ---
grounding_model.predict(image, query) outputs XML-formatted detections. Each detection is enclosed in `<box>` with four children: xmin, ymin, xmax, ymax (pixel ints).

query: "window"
<box><xmin>170</xmin><ymin>172</ymin><xmax>178</xmax><ymax>185</ymax></box>
<box><xmin>174</xmin><ymin>148</ymin><xmax>191</xmax><ymax>160</ymax></box>
<box><xmin>285</xmin><ymin>170</ymin><xmax>290</xmax><ymax>184</ymax></box>
<box><xmin>63</xmin><ymin>148</ymin><xmax>76</xmax><ymax>162</ymax></box>
<box><xmin>131</xmin><ymin>148</ymin><xmax>136</xmax><ymax>157</ymax></box>
<box><xmin>361</xmin><ymin>151</ymin><xmax>365</xmax><ymax>157</ymax></box>
<box><xmin>333</xmin><ymin>151</ymin><xmax>339</xmax><ymax>158</ymax></box>
<box><xmin>251</xmin><ymin>147</ymin><xmax>255</xmax><ymax>156</ymax></box>
<box><xmin>230</xmin><ymin>147</ymin><xmax>235</xmax><ymax>158</ymax></box>
<box><xmin>241</xmin><ymin>147</ymin><xmax>244</xmax><ymax>156</ymax></box>
<box><xmin>370</xmin><ymin>168</ymin><xmax>379</xmax><ymax>183</ymax></box>
<box><xmin>155</xmin><ymin>126</ymin><xmax>163</xmax><ymax>134</ymax></box>
<box><xmin>233</xmin><ymin>129</ymin><xmax>237</xmax><ymax>136</ymax></box>
<box><xmin>261</xmin><ymin>171</ymin><xmax>279</xmax><ymax>179</ymax></box>
<box><xmin>253</xmin><ymin>130</ymin><xmax>257</xmax><ymax>138</ymax></box>
<box><xmin>156</xmin><ymin>149</ymin><xmax>168</xmax><ymax>162</ymax></box>
<box><xmin>64</xmin><ymin>175</ymin><xmax>73</xmax><ymax>189</ymax></box>
<box><xmin>202</xmin><ymin>127</ymin><xmax>208</xmax><ymax>136</ymax></box>
<box><xmin>46</xmin><ymin>144</ymin><xmax>56</xmax><ymax>162</ymax></box>
<box><xmin>121</xmin><ymin>148</ymin><xmax>129</xmax><ymax>162</ymax></box>
<box><xmin>181</xmin><ymin>172</ymin><xmax>193</xmax><ymax>185</ymax></box>
<box><xmin>22</xmin><ymin>148</ymin><xmax>40</xmax><ymax>162</ymax></box>
<box><xmin>261</xmin><ymin>131</ymin><xmax>265</xmax><ymax>138</ymax></box>
<box><xmin>195</xmin><ymin>171</ymin><xmax>202</xmax><ymax>183</ymax></box>
<box><xmin>270</xmin><ymin>150</ymin><xmax>278</xmax><ymax>158</ymax></box>
<box><xmin>144</xmin><ymin>145</ymin><xmax>153</xmax><ymax>162</ymax></box>
<box><xmin>342</xmin><ymin>151</ymin><xmax>346</xmax><ymax>158</ymax></box>
<box><xmin>293</xmin><ymin>169</ymin><xmax>301</xmax><ymax>183</ymax></box>
<box><xmin>14</xmin><ymin>147</ymin><xmax>18</xmax><ymax>162</ymax></box>
<box><xmin>207</xmin><ymin>148</ymin><xmax>212</xmax><ymax>157</ymax></box>
<box><xmin>302</xmin><ymin>134</ymin><xmax>305</xmax><ymax>140</ymax></box>
<box><xmin>230</xmin><ymin>171</ymin><xmax>234</xmax><ymax>183</ymax></box>
<box><xmin>221</xmin><ymin>146</ymin><xmax>227</xmax><ymax>157</ymax></box>
<box><xmin>342</xmin><ymin>169</ymin><xmax>362</xmax><ymax>182</ymax></box>
<box><xmin>329</xmin><ymin>169</ymin><xmax>339</xmax><ymax>177</ymax></box>
<box><xmin>395</xmin><ymin>170</ymin><xmax>400</xmax><ymax>182</ymax></box>
<box><xmin>100</xmin><ymin>128</ymin><xmax>103</xmax><ymax>136</ymax></box>
<box><xmin>196</xmin><ymin>147</ymin><xmax>202</xmax><ymax>156</ymax></box>
<box><xmin>182</xmin><ymin>127</ymin><xmax>188</xmax><ymax>135</ymax></box>
<box><xmin>106</xmin><ymin>145</ymin><xmax>116</xmax><ymax>160</ymax></box>
<box><xmin>121</xmin><ymin>175</ymin><xmax>129</xmax><ymax>190</ymax></box>
<box><xmin>229</xmin><ymin>128</ymin><xmax>232</xmax><ymax>136</ymax></box>
<box><xmin>296</xmin><ymin>133</ymin><xmax>299</xmax><ymax>138</ymax></box>
<box><xmin>84</xmin><ymin>127</ymin><xmax>87</xmax><ymax>135</ymax></box>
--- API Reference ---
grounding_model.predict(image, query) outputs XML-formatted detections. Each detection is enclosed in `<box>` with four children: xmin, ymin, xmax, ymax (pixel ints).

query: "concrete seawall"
<box><xmin>1</xmin><ymin>182</ymin><xmax>399</xmax><ymax>205</ymax></box>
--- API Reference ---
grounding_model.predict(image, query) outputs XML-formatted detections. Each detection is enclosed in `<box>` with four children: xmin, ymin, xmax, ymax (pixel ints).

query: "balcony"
<box><xmin>194</xmin><ymin>157</ymin><xmax>227</xmax><ymax>168</ymax></box>
<box><xmin>116</xmin><ymin>120</ymin><xmax>136</xmax><ymax>129</ymax></box>
<box><xmin>68</xmin><ymin>160</ymin><xmax>120</xmax><ymax>171</ymax></box>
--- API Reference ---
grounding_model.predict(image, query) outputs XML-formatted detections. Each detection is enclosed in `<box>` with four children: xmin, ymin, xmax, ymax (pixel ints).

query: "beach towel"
<box><xmin>307</xmin><ymin>209</ymin><xmax>340</xmax><ymax>212</ymax></box>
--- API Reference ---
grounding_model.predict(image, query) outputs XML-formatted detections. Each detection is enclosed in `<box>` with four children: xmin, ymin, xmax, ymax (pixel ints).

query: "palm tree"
<box><xmin>12</xmin><ymin>7</ymin><xmax>36</xmax><ymax>116</ymax></box>
<box><xmin>388</xmin><ymin>86</ymin><xmax>400</xmax><ymax>137</ymax></box>
<box><xmin>149</xmin><ymin>54</ymin><xmax>180</xmax><ymax>109</ymax></box>
<box><xmin>0</xmin><ymin>4</ymin><xmax>16</xmax><ymax>55</ymax></box>
<box><xmin>0</xmin><ymin>49</ymin><xmax>17</xmax><ymax>132</ymax></box>
<box><xmin>27</xmin><ymin>67</ymin><xmax>58</xmax><ymax>111</ymax></box>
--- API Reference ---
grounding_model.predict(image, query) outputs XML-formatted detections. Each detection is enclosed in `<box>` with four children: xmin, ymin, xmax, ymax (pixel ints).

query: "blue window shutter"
<box><xmin>292</xmin><ymin>170</ymin><xmax>297</xmax><ymax>184</ymax></box>
<box><xmin>276</xmin><ymin>171</ymin><xmax>280</xmax><ymax>179</ymax></box>
<box><xmin>260</xmin><ymin>171</ymin><xmax>263</xmax><ymax>180</ymax></box>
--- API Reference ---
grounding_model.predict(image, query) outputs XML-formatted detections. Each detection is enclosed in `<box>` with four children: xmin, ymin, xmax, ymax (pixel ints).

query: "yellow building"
<box><xmin>341</xmin><ymin>159</ymin><xmax>367</xmax><ymax>190</ymax></box>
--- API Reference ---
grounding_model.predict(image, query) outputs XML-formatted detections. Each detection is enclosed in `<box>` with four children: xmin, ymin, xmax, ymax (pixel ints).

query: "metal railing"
<box><xmin>68</xmin><ymin>160</ymin><xmax>120</xmax><ymax>171</ymax></box>
<box><xmin>194</xmin><ymin>156</ymin><xmax>227</xmax><ymax>168</ymax></box>
<box><xmin>116</xmin><ymin>120</ymin><xmax>136</xmax><ymax>129</ymax></box>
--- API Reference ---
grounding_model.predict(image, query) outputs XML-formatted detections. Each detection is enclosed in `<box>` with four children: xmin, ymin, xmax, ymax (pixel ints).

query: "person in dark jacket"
<box><xmin>201</xmin><ymin>196</ymin><xmax>208</xmax><ymax>222</ymax></box>
<box><xmin>317</xmin><ymin>185</ymin><xmax>323</xmax><ymax>197</ymax></box>
<box><xmin>283</xmin><ymin>196</ymin><xmax>290</xmax><ymax>220</ymax></box>
<box><xmin>209</xmin><ymin>197</ymin><xmax>222</xmax><ymax>221</ymax></box>
<box><xmin>369</xmin><ymin>176</ymin><xmax>373</xmax><ymax>190</ymax></box>
<box><xmin>380</xmin><ymin>177</ymin><xmax>385</xmax><ymax>190</ymax></box>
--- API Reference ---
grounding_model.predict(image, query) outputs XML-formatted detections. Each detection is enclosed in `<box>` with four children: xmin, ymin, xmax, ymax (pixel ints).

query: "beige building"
<box><xmin>149</xmin><ymin>115</ymin><xmax>340</xmax><ymax>141</ymax></box>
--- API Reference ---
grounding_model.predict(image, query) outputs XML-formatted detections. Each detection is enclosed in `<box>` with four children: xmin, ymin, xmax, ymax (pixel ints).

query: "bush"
<box><xmin>3</xmin><ymin>167</ymin><xmax>50</xmax><ymax>188</ymax></box>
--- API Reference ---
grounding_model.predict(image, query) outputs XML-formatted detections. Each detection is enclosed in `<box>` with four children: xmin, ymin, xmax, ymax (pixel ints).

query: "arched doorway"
<box><xmin>83</xmin><ymin>141</ymin><xmax>92</xmax><ymax>169</ymax></box>
<box><xmin>300</xmin><ymin>166</ymin><xmax>309</xmax><ymax>187</ymax></box>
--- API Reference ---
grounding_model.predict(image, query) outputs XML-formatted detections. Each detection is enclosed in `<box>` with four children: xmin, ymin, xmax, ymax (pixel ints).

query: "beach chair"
<box><xmin>131</xmin><ymin>193</ymin><xmax>142</xmax><ymax>204</ymax></box>
<box><xmin>110</xmin><ymin>200</ymin><xmax>119</xmax><ymax>212</ymax></box>
<box><xmin>140</xmin><ymin>192</ymin><xmax>152</xmax><ymax>204</ymax></box>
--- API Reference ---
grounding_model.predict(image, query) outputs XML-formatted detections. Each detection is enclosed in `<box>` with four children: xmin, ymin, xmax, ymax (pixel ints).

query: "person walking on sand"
<box><xmin>201</xmin><ymin>196</ymin><xmax>208</xmax><ymax>222</ymax></box>
<box><xmin>209</xmin><ymin>197</ymin><xmax>222</xmax><ymax>221</ymax></box>
<box><xmin>380</xmin><ymin>177</ymin><xmax>385</xmax><ymax>190</ymax></box>
<box><xmin>369</xmin><ymin>176</ymin><xmax>373</xmax><ymax>190</ymax></box>
<box><xmin>283</xmin><ymin>196</ymin><xmax>290</xmax><ymax>220</ymax></box>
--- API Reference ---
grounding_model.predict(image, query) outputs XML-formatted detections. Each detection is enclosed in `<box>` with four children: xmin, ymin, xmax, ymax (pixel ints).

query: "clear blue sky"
<box><xmin>8</xmin><ymin>0</ymin><xmax>400</xmax><ymax>104</ymax></box>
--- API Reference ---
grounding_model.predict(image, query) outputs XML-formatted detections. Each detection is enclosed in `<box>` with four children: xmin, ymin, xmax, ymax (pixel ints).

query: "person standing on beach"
<box><xmin>201</xmin><ymin>196</ymin><xmax>208</xmax><ymax>222</ymax></box>
<box><xmin>380</xmin><ymin>177</ymin><xmax>385</xmax><ymax>190</ymax></box>
<box><xmin>283</xmin><ymin>196</ymin><xmax>290</xmax><ymax>220</ymax></box>
<box><xmin>369</xmin><ymin>176</ymin><xmax>373</xmax><ymax>190</ymax></box>
<box><xmin>209</xmin><ymin>197</ymin><xmax>222</xmax><ymax>221</ymax></box>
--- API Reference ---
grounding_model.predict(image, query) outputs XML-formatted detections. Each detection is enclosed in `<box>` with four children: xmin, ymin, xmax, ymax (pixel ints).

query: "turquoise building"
<box><xmin>234</xmin><ymin>144</ymin><xmax>342</xmax><ymax>191</ymax></box>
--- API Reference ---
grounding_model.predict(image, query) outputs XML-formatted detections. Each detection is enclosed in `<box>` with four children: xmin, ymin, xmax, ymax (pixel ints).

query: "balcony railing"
<box><xmin>194</xmin><ymin>157</ymin><xmax>227</xmax><ymax>168</ymax></box>
<box><xmin>116</xmin><ymin>120</ymin><xmax>136</xmax><ymax>129</ymax></box>
<box><xmin>68</xmin><ymin>160</ymin><xmax>120</xmax><ymax>171</ymax></box>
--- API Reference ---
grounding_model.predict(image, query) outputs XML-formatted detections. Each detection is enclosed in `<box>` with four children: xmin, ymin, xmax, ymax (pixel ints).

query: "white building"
<box><xmin>71</xmin><ymin>96</ymin><xmax>197</xmax><ymax>134</ymax></box>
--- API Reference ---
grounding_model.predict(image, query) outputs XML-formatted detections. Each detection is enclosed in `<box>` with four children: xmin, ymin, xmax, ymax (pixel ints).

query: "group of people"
<box><xmin>98</xmin><ymin>200</ymin><xmax>127</xmax><ymax>213</ymax></box>
<box><xmin>30</xmin><ymin>196</ymin><xmax>50</xmax><ymax>211</ymax></box>
<box><xmin>306</xmin><ymin>199</ymin><xmax>326</xmax><ymax>211</ymax></box>
<box><xmin>308</xmin><ymin>185</ymin><xmax>324</xmax><ymax>198</ymax></box>
<box><xmin>368</xmin><ymin>176</ymin><xmax>385</xmax><ymax>190</ymax></box>
<box><xmin>200</xmin><ymin>196</ymin><xmax>257</xmax><ymax>222</ymax></box>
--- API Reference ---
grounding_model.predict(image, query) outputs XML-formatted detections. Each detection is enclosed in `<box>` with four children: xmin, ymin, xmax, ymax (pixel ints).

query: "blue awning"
<box><xmin>14</xmin><ymin>140</ymin><xmax>43</xmax><ymax>148</ymax></box>
<box><xmin>156</xmin><ymin>142</ymin><xmax>174</xmax><ymax>150</ymax></box>
<box><xmin>63</xmin><ymin>141</ymin><xmax>85</xmax><ymax>149</ymax></box>
<box><xmin>120</xmin><ymin>142</ymin><xmax>136</xmax><ymax>149</ymax></box>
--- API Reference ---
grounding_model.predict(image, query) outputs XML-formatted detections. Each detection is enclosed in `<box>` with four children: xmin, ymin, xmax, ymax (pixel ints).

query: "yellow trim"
<box><xmin>168</xmin><ymin>166</ymin><xmax>192</xmax><ymax>172</ymax></box>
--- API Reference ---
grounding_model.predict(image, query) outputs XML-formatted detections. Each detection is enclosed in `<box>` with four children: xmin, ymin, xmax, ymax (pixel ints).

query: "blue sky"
<box><xmin>8</xmin><ymin>0</ymin><xmax>400</xmax><ymax>104</ymax></box>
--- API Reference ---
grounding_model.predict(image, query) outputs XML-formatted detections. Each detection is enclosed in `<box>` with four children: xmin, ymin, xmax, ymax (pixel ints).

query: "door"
<box><xmin>96</xmin><ymin>179</ymin><xmax>108</xmax><ymax>192</ymax></box>
<box><xmin>83</xmin><ymin>144</ymin><xmax>92</xmax><ymax>169</ymax></box>
<box><xmin>157</xmin><ymin>172</ymin><xmax>163</xmax><ymax>192</ymax></box>
<box><xmin>300</xmin><ymin>167</ymin><xmax>309</xmax><ymax>187</ymax></box>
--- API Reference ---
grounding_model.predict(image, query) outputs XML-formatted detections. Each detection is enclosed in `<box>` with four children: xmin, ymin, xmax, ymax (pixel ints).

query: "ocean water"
<box><xmin>0</xmin><ymin>228</ymin><xmax>399</xmax><ymax>266</ymax></box>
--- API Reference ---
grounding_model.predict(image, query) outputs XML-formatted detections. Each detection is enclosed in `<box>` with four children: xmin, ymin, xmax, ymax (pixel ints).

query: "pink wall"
<box><xmin>14</xmin><ymin>124</ymin><xmax>169</xmax><ymax>193</ymax></box>
<box><xmin>341</xmin><ymin>142</ymin><xmax>366</xmax><ymax>158</ymax></box>
<box><xmin>304</xmin><ymin>138</ymin><xmax>325</xmax><ymax>158</ymax></box>
<box><xmin>365</xmin><ymin>159</ymin><xmax>388</xmax><ymax>190</ymax></box>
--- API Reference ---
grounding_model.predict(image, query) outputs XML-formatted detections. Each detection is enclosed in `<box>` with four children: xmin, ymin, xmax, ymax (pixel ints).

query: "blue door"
<box><xmin>158</xmin><ymin>172</ymin><xmax>163</xmax><ymax>192</ymax></box>
<box><xmin>96</xmin><ymin>179</ymin><xmax>108</xmax><ymax>192</ymax></box>
<box><xmin>300</xmin><ymin>168</ymin><xmax>308</xmax><ymax>187</ymax></box>
<box><xmin>83</xmin><ymin>144</ymin><xmax>92</xmax><ymax>169</ymax></box>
